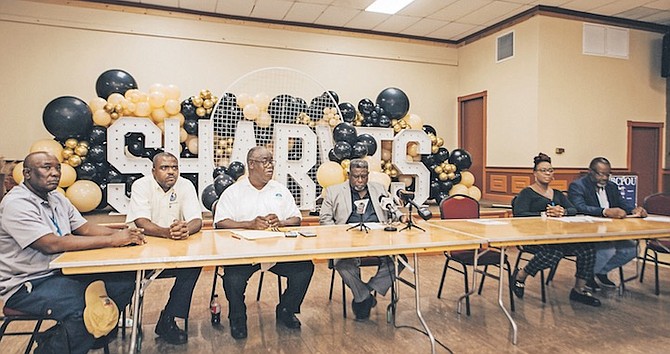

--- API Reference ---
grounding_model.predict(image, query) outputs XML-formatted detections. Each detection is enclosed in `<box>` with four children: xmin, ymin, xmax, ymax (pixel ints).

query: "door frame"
<box><xmin>458</xmin><ymin>91</ymin><xmax>488</xmax><ymax>197</ymax></box>
<box><xmin>627</xmin><ymin>121</ymin><xmax>664</xmax><ymax>193</ymax></box>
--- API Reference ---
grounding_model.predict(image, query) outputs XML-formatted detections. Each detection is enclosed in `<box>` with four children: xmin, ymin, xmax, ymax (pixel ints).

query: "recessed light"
<box><xmin>365</xmin><ymin>0</ymin><xmax>414</xmax><ymax>15</ymax></box>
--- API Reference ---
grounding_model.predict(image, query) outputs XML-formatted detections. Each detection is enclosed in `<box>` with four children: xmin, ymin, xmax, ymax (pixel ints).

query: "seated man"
<box><xmin>126</xmin><ymin>152</ymin><xmax>203</xmax><ymax>345</ymax></box>
<box><xmin>568</xmin><ymin>157</ymin><xmax>647</xmax><ymax>290</ymax></box>
<box><xmin>214</xmin><ymin>146</ymin><xmax>314</xmax><ymax>340</ymax></box>
<box><xmin>0</xmin><ymin>152</ymin><xmax>145</xmax><ymax>354</ymax></box>
<box><xmin>319</xmin><ymin>159</ymin><xmax>399</xmax><ymax>320</ymax></box>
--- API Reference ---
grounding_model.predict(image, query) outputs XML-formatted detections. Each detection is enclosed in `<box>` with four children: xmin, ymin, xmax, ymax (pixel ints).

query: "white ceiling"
<box><xmin>104</xmin><ymin>0</ymin><xmax>670</xmax><ymax>41</ymax></box>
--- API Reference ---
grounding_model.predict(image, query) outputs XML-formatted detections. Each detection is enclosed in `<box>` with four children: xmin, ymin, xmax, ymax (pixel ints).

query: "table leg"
<box><xmin>457</xmin><ymin>248</ymin><xmax>480</xmax><ymax>315</ymax></box>
<box><xmin>411</xmin><ymin>253</ymin><xmax>436</xmax><ymax>354</ymax></box>
<box><xmin>129</xmin><ymin>270</ymin><xmax>143</xmax><ymax>353</ymax></box>
<box><xmin>497</xmin><ymin>247</ymin><xmax>517</xmax><ymax>344</ymax></box>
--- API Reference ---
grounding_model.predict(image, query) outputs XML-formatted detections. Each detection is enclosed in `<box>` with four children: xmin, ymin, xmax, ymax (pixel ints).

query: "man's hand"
<box><xmin>168</xmin><ymin>220</ymin><xmax>190</xmax><ymax>240</ymax></box>
<box><xmin>265</xmin><ymin>214</ymin><xmax>280</xmax><ymax>228</ymax></box>
<box><xmin>631</xmin><ymin>206</ymin><xmax>648</xmax><ymax>218</ymax></box>
<box><xmin>251</xmin><ymin>216</ymin><xmax>271</xmax><ymax>230</ymax></box>
<box><xmin>604</xmin><ymin>207</ymin><xmax>627</xmax><ymax>219</ymax></box>
<box><xmin>113</xmin><ymin>228</ymin><xmax>146</xmax><ymax>247</ymax></box>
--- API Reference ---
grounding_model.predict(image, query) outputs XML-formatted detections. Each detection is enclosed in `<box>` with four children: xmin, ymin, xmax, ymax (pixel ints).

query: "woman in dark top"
<box><xmin>511</xmin><ymin>153</ymin><xmax>600</xmax><ymax>306</ymax></box>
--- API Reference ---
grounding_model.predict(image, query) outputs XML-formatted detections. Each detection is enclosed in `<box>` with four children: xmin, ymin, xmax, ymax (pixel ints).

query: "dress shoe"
<box><xmin>154</xmin><ymin>311</ymin><xmax>187</xmax><ymax>345</ymax></box>
<box><xmin>352</xmin><ymin>294</ymin><xmax>375</xmax><ymax>321</ymax></box>
<box><xmin>276</xmin><ymin>306</ymin><xmax>301</xmax><ymax>329</ymax></box>
<box><xmin>510</xmin><ymin>269</ymin><xmax>525</xmax><ymax>299</ymax></box>
<box><xmin>585</xmin><ymin>277</ymin><xmax>601</xmax><ymax>292</ymax></box>
<box><xmin>595</xmin><ymin>273</ymin><xmax>617</xmax><ymax>289</ymax></box>
<box><xmin>229</xmin><ymin>318</ymin><xmax>247</xmax><ymax>339</ymax></box>
<box><xmin>569</xmin><ymin>288</ymin><xmax>602</xmax><ymax>307</ymax></box>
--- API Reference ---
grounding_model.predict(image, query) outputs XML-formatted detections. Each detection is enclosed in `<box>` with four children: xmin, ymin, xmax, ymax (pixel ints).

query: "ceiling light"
<box><xmin>365</xmin><ymin>0</ymin><xmax>414</xmax><ymax>15</ymax></box>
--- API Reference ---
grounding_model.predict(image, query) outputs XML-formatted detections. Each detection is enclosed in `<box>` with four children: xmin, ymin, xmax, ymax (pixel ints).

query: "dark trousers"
<box><xmin>222</xmin><ymin>261</ymin><xmax>314</xmax><ymax>322</ymax></box>
<box><xmin>5</xmin><ymin>272</ymin><xmax>135</xmax><ymax>354</ymax></box>
<box><xmin>158</xmin><ymin>267</ymin><xmax>201</xmax><ymax>319</ymax></box>
<box><xmin>524</xmin><ymin>243</ymin><xmax>596</xmax><ymax>280</ymax></box>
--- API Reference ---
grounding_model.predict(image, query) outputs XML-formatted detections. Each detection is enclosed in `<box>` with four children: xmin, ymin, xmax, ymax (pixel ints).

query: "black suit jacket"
<box><xmin>568</xmin><ymin>175</ymin><xmax>634</xmax><ymax>216</ymax></box>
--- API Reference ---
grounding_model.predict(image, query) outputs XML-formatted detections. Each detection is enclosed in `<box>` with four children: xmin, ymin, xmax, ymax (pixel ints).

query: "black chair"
<box><xmin>210</xmin><ymin>266</ymin><xmax>283</xmax><ymax>316</ymax></box>
<box><xmin>0</xmin><ymin>306</ymin><xmax>110</xmax><ymax>354</ymax></box>
<box><xmin>640</xmin><ymin>192</ymin><xmax>670</xmax><ymax>295</ymax></box>
<box><xmin>328</xmin><ymin>257</ymin><xmax>386</xmax><ymax>318</ymax></box>
<box><xmin>436</xmin><ymin>194</ymin><xmax>514</xmax><ymax>316</ymax></box>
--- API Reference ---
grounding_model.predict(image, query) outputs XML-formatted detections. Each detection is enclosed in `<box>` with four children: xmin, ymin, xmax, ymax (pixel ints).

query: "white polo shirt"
<box><xmin>126</xmin><ymin>176</ymin><xmax>202</xmax><ymax>227</ymax></box>
<box><xmin>214</xmin><ymin>177</ymin><xmax>301</xmax><ymax>224</ymax></box>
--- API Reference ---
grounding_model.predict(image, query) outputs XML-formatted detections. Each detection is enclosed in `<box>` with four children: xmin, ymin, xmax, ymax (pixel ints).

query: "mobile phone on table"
<box><xmin>299</xmin><ymin>231</ymin><xmax>317</xmax><ymax>237</ymax></box>
<box><xmin>284</xmin><ymin>231</ymin><xmax>298</xmax><ymax>238</ymax></box>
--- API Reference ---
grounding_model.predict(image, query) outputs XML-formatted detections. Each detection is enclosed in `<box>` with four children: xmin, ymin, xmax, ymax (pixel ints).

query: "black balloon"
<box><xmin>227</xmin><ymin>161</ymin><xmax>246</xmax><ymax>181</ymax></box>
<box><xmin>125</xmin><ymin>175</ymin><xmax>141</xmax><ymax>198</ymax></box>
<box><xmin>328</xmin><ymin>149</ymin><xmax>341</xmax><ymax>163</ymax></box>
<box><xmin>332</xmin><ymin>123</ymin><xmax>357</xmax><ymax>146</ymax></box>
<box><xmin>430</xmin><ymin>180</ymin><xmax>442</xmax><ymax>198</ymax></box>
<box><xmin>268</xmin><ymin>94</ymin><xmax>299</xmax><ymax>124</ymax></box>
<box><xmin>213</xmin><ymin>166</ymin><xmax>228</xmax><ymax>179</ymax></box>
<box><xmin>338</xmin><ymin>102</ymin><xmax>356</xmax><ymax>123</ymax></box>
<box><xmin>182</xmin><ymin>173</ymin><xmax>198</xmax><ymax>189</ymax></box>
<box><xmin>451</xmin><ymin>171</ymin><xmax>462</xmax><ymax>185</ymax></box>
<box><xmin>181</xmin><ymin>98</ymin><xmax>198</xmax><ymax>120</ymax></box>
<box><xmin>440</xmin><ymin>180</ymin><xmax>454</xmax><ymax>194</ymax></box>
<box><xmin>183</xmin><ymin>119</ymin><xmax>198</xmax><ymax>136</ymax></box>
<box><xmin>96</xmin><ymin>183</ymin><xmax>108</xmax><ymax>210</ymax></box>
<box><xmin>326</xmin><ymin>90</ymin><xmax>339</xmax><ymax>104</ymax></box>
<box><xmin>422</xmin><ymin>125</ymin><xmax>437</xmax><ymax>136</ymax></box>
<box><xmin>87</xmin><ymin>145</ymin><xmax>106</xmax><ymax>163</ymax></box>
<box><xmin>436</xmin><ymin>147</ymin><xmax>450</xmax><ymax>164</ymax></box>
<box><xmin>378</xmin><ymin>115</ymin><xmax>391</xmax><ymax>128</ymax></box>
<box><xmin>181</xmin><ymin>149</ymin><xmax>195</xmax><ymax>158</ymax></box>
<box><xmin>356</xmin><ymin>134</ymin><xmax>377</xmax><ymax>155</ymax></box>
<box><xmin>95</xmin><ymin>69</ymin><xmax>138</xmax><ymax>98</ymax></box>
<box><xmin>435</xmin><ymin>191</ymin><xmax>450</xmax><ymax>204</ymax></box>
<box><xmin>376</xmin><ymin>87</ymin><xmax>410</xmax><ymax>120</ymax></box>
<box><xmin>214</xmin><ymin>174</ymin><xmax>235</xmax><ymax>196</ymax></box>
<box><xmin>201</xmin><ymin>184</ymin><xmax>219</xmax><ymax>212</ymax></box>
<box><xmin>76</xmin><ymin>162</ymin><xmax>98</xmax><ymax>181</ymax></box>
<box><xmin>89</xmin><ymin>126</ymin><xmax>107</xmax><ymax>145</ymax></box>
<box><xmin>43</xmin><ymin>96</ymin><xmax>93</xmax><ymax>140</ymax></box>
<box><xmin>421</xmin><ymin>154</ymin><xmax>435</xmax><ymax>167</ymax></box>
<box><xmin>333</xmin><ymin>141</ymin><xmax>352</xmax><ymax>160</ymax></box>
<box><xmin>448</xmin><ymin>149</ymin><xmax>472</xmax><ymax>170</ymax></box>
<box><xmin>351</xmin><ymin>142</ymin><xmax>368</xmax><ymax>159</ymax></box>
<box><xmin>107</xmin><ymin>167</ymin><xmax>123</xmax><ymax>183</ymax></box>
<box><xmin>358</xmin><ymin>98</ymin><xmax>374</xmax><ymax>116</ymax></box>
<box><xmin>94</xmin><ymin>162</ymin><xmax>109</xmax><ymax>184</ymax></box>
<box><xmin>127</xmin><ymin>141</ymin><xmax>145</xmax><ymax>157</ymax></box>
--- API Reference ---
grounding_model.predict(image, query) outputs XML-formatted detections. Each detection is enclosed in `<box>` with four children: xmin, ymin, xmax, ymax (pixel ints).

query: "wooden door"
<box><xmin>459</xmin><ymin>92</ymin><xmax>487</xmax><ymax>194</ymax></box>
<box><xmin>628</xmin><ymin>121</ymin><xmax>663</xmax><ymax>205</ymax></box>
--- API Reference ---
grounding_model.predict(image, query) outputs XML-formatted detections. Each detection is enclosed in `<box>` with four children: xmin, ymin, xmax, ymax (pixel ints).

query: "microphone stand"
<box><xmin>399</xmin><ymin>200</ymin><xmax>426</xmax><ymax>232</ymax></box>
<box><xmin>347</xmin><ymin>212</ymin><xmax>370</xmax><ymax>233</ymax></box>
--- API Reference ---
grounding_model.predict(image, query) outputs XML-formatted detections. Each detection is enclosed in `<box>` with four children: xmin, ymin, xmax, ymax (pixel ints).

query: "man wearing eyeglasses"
<box><xmin>126</xmin><ymin>152</ymin><xmax>202</xmax><ymax>345</ymax></box>
<box><xmin>214</xmin><ymin>146</ymin><xmax>313</xmax><ymax>340</ymax></box>
<box><xmin>0</xmin><ymin>152</ymin><xmax>146</xmax><ymax>354</ymax></box>
<box><xmin>568</xmin><ymin>157</ymin><xmax>647</xmax><ymax>291</ymax></box>
<box><xmin>319</xmin><ymin>158</ymin><xmax>398</xmax><ymax>321</ymax></box>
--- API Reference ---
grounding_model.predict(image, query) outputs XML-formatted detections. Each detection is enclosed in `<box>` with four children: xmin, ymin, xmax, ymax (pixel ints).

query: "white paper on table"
<box><xmin>466</xmin><ymin>219</ymin><xmax>509</xmax><ymax>225</ymax></box>
<box><xmin>232</xmin><ymin>230</ymin><xmax>285</xmax><ymax>240</ymax></box>
<box><xmin>347</xmin><ymin>222</ymin><xmax>386</xmax><ymax>230</ymax></box>
<box><xmin>551</xmin><ymin>216</ymin><xmax>612</xmax><ymax>223</ymax></box>
<box><xmin>642</xmin><ymin>215</ymin><xmax>670</xmax><ymax>223</ymax></box>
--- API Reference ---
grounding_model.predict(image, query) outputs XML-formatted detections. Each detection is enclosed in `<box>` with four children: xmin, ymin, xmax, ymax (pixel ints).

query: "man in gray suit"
<box><xmin>319</xmin><ymin>159</ymin><xmax>396</xmax><ymax>321</ymax></box>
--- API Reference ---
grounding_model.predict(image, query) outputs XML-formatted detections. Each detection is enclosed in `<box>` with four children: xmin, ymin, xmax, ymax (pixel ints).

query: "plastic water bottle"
<box><xmin>210</xmin><ymin>295</ymin><xmax>221</xmax><ymax>326</ymax></box>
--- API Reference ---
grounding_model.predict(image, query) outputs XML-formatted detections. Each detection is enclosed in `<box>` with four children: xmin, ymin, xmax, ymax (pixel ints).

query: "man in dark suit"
<box><xmin>568</xmin><ymin>157</ymin><xmax>647</xmax><ymax>291</ymax></box>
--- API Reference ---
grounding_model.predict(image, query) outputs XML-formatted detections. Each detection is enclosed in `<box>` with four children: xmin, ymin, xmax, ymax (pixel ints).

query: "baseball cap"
<box><xmin>83</xmin><ymin>280</ymin><xmax>119</xmax><ymax>338</ymax></box>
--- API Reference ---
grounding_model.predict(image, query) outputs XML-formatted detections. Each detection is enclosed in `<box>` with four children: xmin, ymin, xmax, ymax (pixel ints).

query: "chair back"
<box><xmin>439</xmin><ymin>194</ymin><xmax>480</xmax><ymax>219</ymax></box>
<box><xmin>643</xmin><ymin>192</ymin><xmax>670</xmax><ymax>216</ymax></box>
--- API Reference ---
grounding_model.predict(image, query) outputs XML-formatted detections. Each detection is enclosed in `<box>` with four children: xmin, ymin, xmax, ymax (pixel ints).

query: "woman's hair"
<box><xmin>533</xmin><ymin>153</ymin><xmax>551</xmax><ymax>170</ymax></box>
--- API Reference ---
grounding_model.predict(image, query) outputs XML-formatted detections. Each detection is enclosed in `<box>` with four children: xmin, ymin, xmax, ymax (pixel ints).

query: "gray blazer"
<box><xmin>319</xmin><ymin>181</ymin><xmax>389</xmax><ymax>225</ymax></box>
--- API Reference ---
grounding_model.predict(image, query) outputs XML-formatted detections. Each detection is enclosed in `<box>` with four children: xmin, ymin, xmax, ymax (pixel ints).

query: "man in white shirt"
<box><xmin>214</xmin><ymin>146</ymin><xmax>314</xmax><ymax>340</ymax></box>
<box><xmin>126</xmin><ymin>152</ymin><xmax>202</xmax><ymax>345</ymax></box>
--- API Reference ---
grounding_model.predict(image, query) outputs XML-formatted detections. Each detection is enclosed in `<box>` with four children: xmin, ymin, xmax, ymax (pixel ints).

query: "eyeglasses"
<box><xmin>250</xmin><ymin>159</ymin><xmax>275</xmax><ymax>167</ymax></box>
<box><xmin>351</xmin><ymin>173</ymin><xmax>369</xmax><ymax>180</ymax></box>
<box><xmin>535</xmin><ymin>168</ymin><xmax>554</xmax><ymax>174</ymax></box>
<box><xmin>590</xmin><ymin>169</ymin><xmax>611</xmax><ymax>178</ymax></box>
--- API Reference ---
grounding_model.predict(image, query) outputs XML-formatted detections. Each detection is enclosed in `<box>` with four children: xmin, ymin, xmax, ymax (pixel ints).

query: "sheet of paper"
<box><xmin>643</xmin><ymin>215</ymin><xmax>670</xmax><ymax>223</ymax></box>
<box><xmin>466</xmin><ymin>219</ymin><xmax>509</xmax><ymax>225</ymax></box>
<box><xmin>551</xmin><ymin>216</ymin><xmax>612</xmax><ymax>223</ymax></box>
<box><xmin>232</xmin><ymin>230</ymin><xmax>285</xmax><ymax>240</ymax></box>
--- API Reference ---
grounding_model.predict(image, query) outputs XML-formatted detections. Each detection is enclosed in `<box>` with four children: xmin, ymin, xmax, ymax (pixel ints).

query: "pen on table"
<box><xmin>231</xmin><ymin>234</ymin><xmax>241</xmax><ymax>240</ymax></box>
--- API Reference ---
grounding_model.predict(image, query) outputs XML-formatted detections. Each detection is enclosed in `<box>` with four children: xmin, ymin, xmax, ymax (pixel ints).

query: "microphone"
<box><xmin>353</xmin><ymin>199</ymin><xmax>369</xmax><ymax>215</ymax></box>
<box><xmin>396</xmin><ymin>189</ymin><xmax>415</xmax><ymax>202</ymax></box>
<box><xmin>407</xmin><ymin>199</ymin><xmax>432</xmax><ymax>220</ymax></box>
<box><xmin>379</xmin><ymin>195</ymin><xmax>395</xmax><ymax>213</ymax></box>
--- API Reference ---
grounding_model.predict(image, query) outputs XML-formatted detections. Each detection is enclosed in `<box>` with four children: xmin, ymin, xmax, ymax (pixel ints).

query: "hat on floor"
<box><xmin>83</xmin><ymin>280</ymin><xmax>119</xmax><ymax>338</ymax></box>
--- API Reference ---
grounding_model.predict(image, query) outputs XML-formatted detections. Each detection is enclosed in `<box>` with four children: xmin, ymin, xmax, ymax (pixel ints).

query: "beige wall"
<box><xmin>458</xmin><ymin>16</ymin><xmax>665</xmax><ymax>169</ymax></box>
<box><xmin>0</xmin><ymin>0</ymin><xmax>459</xmax><ymax>159</ymax></box>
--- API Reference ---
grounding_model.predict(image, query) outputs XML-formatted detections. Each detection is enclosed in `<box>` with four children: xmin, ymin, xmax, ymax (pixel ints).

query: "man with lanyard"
<box><xmin>319</xmin><ymin>158</ymin><xmax>398</xmax><ymax>321</ymax></box>
<box><xmin>126</xmin><ymin>152</ymin><xmax>202</xmax><ymax>345</ymax></box>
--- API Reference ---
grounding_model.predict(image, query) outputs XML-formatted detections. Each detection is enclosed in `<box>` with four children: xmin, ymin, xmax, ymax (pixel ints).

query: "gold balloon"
<box><xmin>468</xmin><ymin>186</ymin><xmax>482</xmax><ymax>201</ymax></box>
<box><xmin>316</xmin><ymin>161</ymin><xmax>346</xmax><ymax>188</ymax></box>
<box><xmin>62</xmin><ymin>148</ymin><xmax>74</xmax><ymax>160</ymax></box>
<box><xmin>59</xmin><ymin>163</ymin><xmax>76</xmax><ymax>188</ymax></box>
<box><xmin>389</xmin><ymin>169</ymin><xmax>398</xmax><ymax>178</ymax></box>
<box><xmin>30</xmin><ymin>139</ymin><xmax>64</xmax><ymax>162</ymax></box>
<box><xmin>65</xmin><ymin>139</ymin><xmax>78</xmax><ymax>149</ymax></box>
<box><xmin>151</xmin><ymin>108</ymin><xmax>168</xmax><ymax>124</ymax></box>
<box><xmin>430</xmin><ymin>135</ymin><xmax>437</xmax><ymax>144</ymax></box>
<box><xmin>93</xmin><ymin>109</ymin><xmax>112</xmax><ymax>126</ymax></box>
<box><xmin>180</xmin><ymin>128</ymin><xmax>188</xmax><ymax>143</ymax></box>
<box><xmin>74</xmin><ymin>145</ymin><xmax>88</xmax><ymax>157</ymax></box>
<box><xmin>107</xmin><ymin>93</ymin><xmax>124</xmax><ymax>106</ymax></box>
<box><xmin>65</xmin><ymin>180</ymin><xmax>102</xmax><ymax>213</ymax></box>
<box><xmin>134</xmin><ymin>102</ymin><xmax>152</xmax><ymax>117</ymax></box>
<box><xmin>192</xmin><ymin>96</ymin><xmax>204</xmax><ymax>107</ymax></box>
<box><xmin>89</xmin><ymin>97</ymin><xmax>107</xmax><ymax>112</ymax></box>
<box><xmin>398</xmin><ymin>175</ymin><xmax>413</xmax><ymax>187</ymax></box>
<box><xmin>461</xmin><ymin>171</ymin><xmax>475</xmax><ymax>187</ymax></box>
<box><xmin>196</xmin><ymin>107</ymin><xmax>206</xmax><ymax>117</ymax></box>
<box><xmin>449</xmin><ymin>184</ymin><xmax>469</xmax><ymax>197</ymax></box>
<box><xmin>110</xmin><ymin>112</ymin><xmax>119</xmax><ymax>120</ymax></box>
<box><xmin>164</xmin><ymin>99</ymin><xmax>181</xmax><ymax>115</ymax></box>
<box><xmin>163</xmin><ymin>84</ymin><xmax>181</xmax><ymax>101</ymax></box>
<box><xmin>447</xmin><ymin>172</ymin><xmax>456</xmax><ymax>180</ymax></box>
<box><xmin>431</xmin><ymin>145</ymin><xmax>439</xmax><ymax>154</ymax></box>
<box><xmin>12</xmin><ymin>162</ymin><xmax>24</xmax><ymax>184</ymax></box>
<box><xmin>67</xmin><ymin>155</ymin><xmax>82</xmax><ymax>167</ymax></box>
<box><xmin>203</xmin><ymin>99</ymin><xmax>213</xmax><ymax>109</ymax></box>
<box><xmin>436</xmin><ymin>137</ymin><xmax>444</xmax><ymax>147</ymax></box>
<box><xmin>148</xmin><ymin>91</ymin><xmax>167</xmax><ymax>108</ymax></box>
<box><xmin>340</xmin><ymin>159</ymin><xmax>351</xmax><ymax>171</ymax></box>
<box><xmin>186</xmin><ymin>136</ymin><xmax>198</xmax><ymax>153</ymax></box>
<box><xmin>434</xmin><ymin>165</ymin><xmax>443</xmax><ymax>174</ymax></box>
<box><xmin>439</xmin><ymin>172</ymin><xmax>448</xmax><ymax>181</ymax></box>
